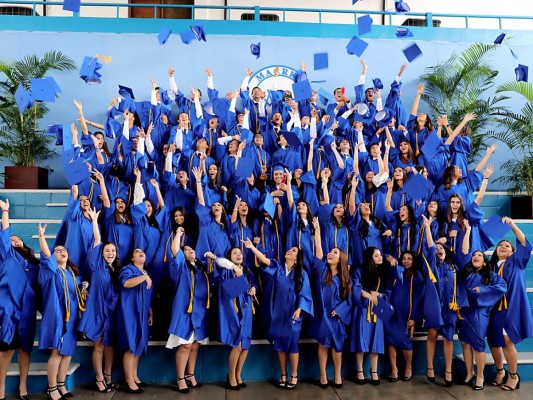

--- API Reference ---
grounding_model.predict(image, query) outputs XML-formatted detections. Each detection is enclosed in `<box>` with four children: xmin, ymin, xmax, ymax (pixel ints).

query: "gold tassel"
<box><xmin>423</xmin><ymin>254</ymin><xmax>437</xmax><ymax>283</ymax></box>
<box><xmin>202</xmin><ymin>270</ymin><xmax>210</xmax><ymax>309</ymax></box>
<box><xmin>233</xmin><ymin>298</ymin><xmax>239</xmax><ymax>313</ymax></box>
<box><xmin>94</xmin><ymin>54</ymin><xmax>113</xmax><ymax>64</ymax></box>
<box><xmin>187</xmin><ymin>270</ymin><xmax>195</xmax><ymax>313</ymax></box>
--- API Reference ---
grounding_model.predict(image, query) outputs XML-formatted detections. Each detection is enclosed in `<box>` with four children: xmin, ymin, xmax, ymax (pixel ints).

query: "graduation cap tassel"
<box><xmin>202</xmin><ymin>270</ymin><xmax>210</xmax><ymax>309</ymax></box>
<box><xmin>95</xmin><ymin>54</ymin><xmax>112</xmax><ymax>64</ymax></box>
<box><xmin>187</xmin><ymin>270</ymin><xmax>195</xmax><ymax>313</ymax></box>
<box><xmin>422</xmin><ymin>254</ymin><xmax>437</xmax><ymax>284</ymax></box>
<box><xmin>233</xmin><ymin>299</ymin><xmax>239</xmax><ymax>314</ymax></box>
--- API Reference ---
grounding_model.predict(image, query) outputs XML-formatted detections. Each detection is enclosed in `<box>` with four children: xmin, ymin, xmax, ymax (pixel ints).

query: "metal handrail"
<box><xmin>0</xmin><ymin>0</ymin><xmax>532</xmax><ymax>29</ymax></box>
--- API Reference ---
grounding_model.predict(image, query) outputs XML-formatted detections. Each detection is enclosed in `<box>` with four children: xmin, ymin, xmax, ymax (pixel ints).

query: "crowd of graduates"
<box><xmin>0</xmin><ymin>59</ymin><xmax>531</xmax><ymax>400</ymax></box>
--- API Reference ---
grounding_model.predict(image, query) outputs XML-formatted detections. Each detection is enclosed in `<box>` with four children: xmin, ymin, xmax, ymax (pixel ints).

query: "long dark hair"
<box><xmin>94</xmin><ymin>132</ymin><xmax>113</xmax><ymax>157</ymax></box>
<box><xmin>358</xmin><ymin>212</ymin><xmax>387</xmax><ymax>239</ymax></box>
<box><xmin>12</xmin><ymin>238</ymin><xmax>39</xmax><ymax>265</ymax></box>
<box><xmin>296</xmin><ymin>200</ymin><xmax>315</xmax><ymax>235</ymax></box>
<box><xmin>289</xmin><ymin>247</ymin><xmax>305</xmax><ymax>293</ymax></box>
<box><xmin>442</xmin><ymin>165</ymin><xmax>463</xmax><ymax>190</ymax></box>
<box><xmin>225</xmin><ymin>247</ymin><xmax>253</xmax><ymax>284</ymax></box>
<box><xmin>325</xmin><ymin>248</ymin><xmax>351</xmax><ymax>300</ymax></box>
<box><xmin>436</xmin><ymin>243</ymin><xmax>454</xmax><ymax>266</ymax></box>
<box><xmin>446</xmin><ymin>194</ymin><xmax>466</xmax><ymax>233</ymax></box>
<box><xmin>54</xmin><ymin>246</ymin><xmax>80</xmax><ymax>276</ymax></box>
<box><xmin>396</xmin><ymin>205</ymin><xmax>417</xmax><ymax>245</ymax></box>
<box><xmin>489</xmin><ymin>240</ymin><xmax>516</xmax><ymax>267</ymax></box>
<box><xmin>361</xmin><ymin>247</ymin><xmax>390</xmax><ymax>292</ymax></box>
<box><xmin>144</xmin><ymin>199</ymin><xmax>159</xmax><ymax>228</ymax></box>
<box><xmin>101</xmin><ymin>241</ymin><xmax>121</xmax><ymax>279</ymax></box>
<box><xmin>113</xmin><ymin>197</ymin><xmax>133</xmax><ymax>225</ymax></box>
<box><xmin>413</xmin><ymin>114</ymin><xmax>434</xmax><ymax>133</ymax></box>
<box><xmin>400</xmin><ymin>250</ymin><xmax>420</xmax><ymax>274</ymax></box>
<box><xmin>462</xmin><ymin>251</ymin><xmax>492</xmax><ymax>285</ymax></box>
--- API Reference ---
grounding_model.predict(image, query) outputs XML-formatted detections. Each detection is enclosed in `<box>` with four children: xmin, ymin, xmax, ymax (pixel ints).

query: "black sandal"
<box><xmin>285</xmin><ymin>376</ymin><xmax>298</xmax><ymax>390</ymax></box>
<box><xmin>95</xmin><ymin>379</ymin><xmax>111</xmax><ymax>393</ymax></box>
<box><xmin>278</xmin><ymin>374</ymin><xmax>287</xmax><ymax>388</ymax></box>
<box><xmin>491</xmin><ymin>368</ymin><xmax>508</xmax><ymax>386</ymax></box>
<box><xmin>45</xmin><ymin>386</ymin><xmax>64</xmax><ymax>400</ymax></box>
<box><xmin>501</xmin><ymin>372</ymin><xmax>520</xmax><ymax>391</ymax></box>
<box><xmin>18</xmin><ymin>393</ymin><xmax>30</xmax><ymax>400</ymax></box>
<box><xmin>185</xmin><ymin>373</ymin><xmax>202</xmax><ymax>388</ymax></box>
<box><xmin>444</xmin><ymin>371</ymin><xmax>453</xmax><ymax>387</ymax></box>
<box><xmin>56</xmin><ymin>382</ymin><xmax>73</xmax><ymax>398</ymax></box>
<box><xmin>176</xmin><ymin>377</ymin><xmax>190</xmax><ymax>393</ymax></box>
<box><xmin>355</xmin><ymin>370</ymin><xmax>366</xmax><ymax>385</ymax></box>
<box><xmin>104</xmin><ymin>373</ymin><xmax>116</xmax><ymax>389</ymax></box>
<box><xmin>426</xmin><ymin>367</ymin><xmax>435</xmax><ymax>383</ymax></box>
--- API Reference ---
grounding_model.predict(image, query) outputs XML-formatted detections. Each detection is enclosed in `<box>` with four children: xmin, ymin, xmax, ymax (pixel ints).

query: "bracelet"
<box><xmin>2</xmin><ymin>210</ymin><xmax>9</xmax><ymax>213</ymax></box>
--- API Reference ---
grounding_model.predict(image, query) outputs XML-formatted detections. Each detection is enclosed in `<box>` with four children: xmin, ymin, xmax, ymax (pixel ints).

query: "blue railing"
<box><xmin>1</xmin><ymin>0</ymin><xmax>533</xmax><ymax>30</ymax></box>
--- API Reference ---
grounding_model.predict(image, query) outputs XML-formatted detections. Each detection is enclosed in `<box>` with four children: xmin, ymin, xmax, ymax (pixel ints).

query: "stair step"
<box><xmin>46</xmin><ymin>203</ymin><xmax>68</xmax><ymax>207</ymax></box>
<box><xmin>457</xmin><ymin>352</ymin><xmax>533</xmax><ymax>365</ymax></box>
<box><xmin>7</xmin><ymin>362</ymin><xmax>79</xmax><ymax>376</ymax></box>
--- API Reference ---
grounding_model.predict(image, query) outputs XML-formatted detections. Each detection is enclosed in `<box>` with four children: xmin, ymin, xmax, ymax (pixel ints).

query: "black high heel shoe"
<box><xmin>492</xmin><ymin>368</ymin><xmax>508</xmax><ymax>386</ymax></box>
<box><xmin>176</xmin><ymin>377</ymin><xmax>190</xmax><ymax>393</ymax></box>
<box><xmin>426</xmin><ymin>367</ymin><xmax>435</xmax><ymax>383</ymax></box>
<box><xmin>122</xmin><ymin>383</ymin><xmax>144</xmax><ymax>394</ymax></box>
<box><xmin>95</xmin><ymin>379</ymin><xmax>111</xmax><ymax>393</ymax></box>
<box><xmin>185</xmin><ymin>373</ymin><xmax>202</xmax><ymax>388</ymax></box>
<box><xmin>104</xmin><ymin>373</ymin><xmax>116</xmax><ymax>389</ymax></box>
<box><xmin>56</xmin><ymin>381</ymin><xmax>73</xmax><ymax>398</ymax></box>
<box><xmin>369</xmin><ymin>370</ymin><xmax>380</xmax><ymax>385</ymax></box>
<box><xmin>354</xmin><ymin>370</ymin><xmax>366</xmax><ymax>385</ymax></box>
<box><xmin>225</xmin><ymin>374</ymin><xmax>240</xmax><ymax>390</ymax></box>
<box><xmin>18</xmin><ymin>393</ymin><xmax>30</xmax><ymax>400</ymax></box>
<box><xmin>444</xmin><ymin>371</ymin><xmax>453</xmax><ymax>387</ymax></box>
<box><xmin>501</xmin><ymin>372</ymin><xmax>520</xmax><ymax>391</ymax></box>
<box><xmin>278</xmin><ymin>374</ymin><xmax>287</xmax><ymax>388</ymax></box>
<box><xmin>285</xmin><ymin>376</ymin><xmax>298</xmax><ymax>390</ymax></box>
<box><xmin>45</xmin><ymin>386</ymin><xmax>65</xmax><ymax>400</ymax></box>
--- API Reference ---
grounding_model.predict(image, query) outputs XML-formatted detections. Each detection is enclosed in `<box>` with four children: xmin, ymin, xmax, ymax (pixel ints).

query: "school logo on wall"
<box><xmin>249</xmin><ymin>65</ymin><xmax>298</xmax><ymax>92</ymax></box>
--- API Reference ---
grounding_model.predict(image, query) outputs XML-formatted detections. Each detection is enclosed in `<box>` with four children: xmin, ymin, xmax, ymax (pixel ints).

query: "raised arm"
<box><xmin>330</xmin><ymin>139</ymin><xmax>344</xmax><ymax>170</ymax></box>
<box><xmin>88</xmin><ymin>207</ymin><xmax>101</xmax><ymax>247</ymax></box>
<box><xmin>348</xmin><ymin>174</ymin><xmax>358</xmax><ymax>216</ymax></box>
<box><xmin>307</xmin><ymin>137</ymin><xmax>315</xmax><ymax>172</ymax></box>
<box><xmin>385</xmin><ymin>179</ymin><xmax>393</xmax><ymax>211</ymax></box>
<box><xmin>474</xmin><ymin>164</ymin><xmax>494</xmax><ymax>205</ymax></box>
<box><xmin>313</xmin><ymin>217</ymin><xmax>323</xmax><ymax>259</ymax></box>
<box><xmin>422</xmin><ymin>214</ymin><xmax>434</xmax><ymax>248</ymax></box>
<box><xmin>38</xmin><ymin>223</ymin><xmax>51</xmax><ymax>258</ymax></box>
<box><xmin>95</xmin><ymin>170</ymin><xmax>111</xmax><ymax>208</ymax></box>
<box><xmin>503</xmin><ymin>217</ymin><xmax>526</xmax><ymax>247</ymax></box>
<box><xmin>231</xmin><ymin>196</ymin><xmax>242</xmax><ymax>224</ymax></box>
<box><xmin>475</xmin><ymin>144</ymin><xmax>496</xmax><ymax>172</ymax></box>
<box><xmin>192</xmin><ymin>167</ymin><xmax>205</xmax><ymax>207</ymax></box>
<box><xmin>462</xmin><ymin>219</ymin><xmax>471</xmax><ymax>255</ymax></box>
<box><xmin>243</xmin><ymin>238</ymin><xmax>271</xmax><ymax>266</ymax></box>
<box><xmin>284</xmin><ymin>169</ymin><xmax>294</xmax><ymax>210</ymax></box>
<box><xmin>411</xmin><ymin>82</ymin><xmax>424</xmax><ymax>116</ymax></box>
<box><xmin>73</xmin><ymin>99</ymin><xmax>89</xmax><ymax>135</ymax></box>
<box><xmin>151</xmin><ymin>178</ymin><xmax>165</xmax><ymax>210</ymax></box>
<box><xmin>320</xmin><ymin>169</ymin><xmax>330</xmax><ymax>205</ymax></box>
<box><xmin>0</xmin><ymin>199</ymin><xmax>9</xmax><ymax>230</ymax></box>
<box><xmin>444</xmin><ymin>113</ymin><xmax>476</xmax><ymax>145</ymax></box>
<box><xmin>171</xmin><ymin>227</ymin><xmax>185</xmax><ymax>257</ymax></box>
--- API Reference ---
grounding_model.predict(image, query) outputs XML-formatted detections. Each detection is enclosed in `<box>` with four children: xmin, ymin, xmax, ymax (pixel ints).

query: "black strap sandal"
<box><xmin>285</xmin><ymin>376</ymin><xmax>298</xmax><ymax>390</ymax></box>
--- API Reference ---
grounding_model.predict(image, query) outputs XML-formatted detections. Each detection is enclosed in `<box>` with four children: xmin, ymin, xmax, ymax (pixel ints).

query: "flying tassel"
<box><xmin>95</xmin><ymin>54</ymin><xmax>113</xmax><ymax>64</ymax></box>
<box><xmin>187</xmin><ymin>301</ymin><xmax>193</xmax><ymax>313</ymax></box>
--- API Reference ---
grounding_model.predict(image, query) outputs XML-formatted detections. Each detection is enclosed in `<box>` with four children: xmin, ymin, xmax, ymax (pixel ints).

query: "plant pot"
<box><xmin>4</xmin><ymin>166</ymin><xmax>48</xmax><ymax>189</ymax></box>
<box><xmin>509</xmin><ymin>195</ymin><xmax>533</xmax><ymax>219</ymax></box>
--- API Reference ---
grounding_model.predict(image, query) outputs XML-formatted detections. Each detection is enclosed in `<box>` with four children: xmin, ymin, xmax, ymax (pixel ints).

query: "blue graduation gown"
<box><xmin>459</xmin><ymin>271</ymin><xmax>506</xmax><ymax>352</ymax></box>
<box><xmin>103</xmin><ymin>205</ymin><xmax>134</xmax><ymax>267</ymax></box>
<box><xmin>436</xmin><ymin>170</ymin><xmax>483</xmax><ymax>212</ymax></box>
<box><xmin>0</xmin><ymin>227</ymin><xmax>38</xmax><ymax>352</ymax></box>
<box><xmin>117</xmin><ymin>264</ymin><xmax>152</xmax><ymax>356</ymax></box>
<box><xmin>406</xmin><ymin>114</ymin><xmax>435</xmax><ymax>156</ymax></box>
<box><xmin>195</xmin><ymin>204</ymin><xmax>231</xmax><ymax>263</ymax></box>
<box><xmin>77</xmin><ymin>244</ymin><xmax>118</xmax><ymax>346</ymax></box>
<box><xmin>385</xmin><ymin>267</ymin><xmax>424</xmax><ymax>350</ymax></box>
<box><xmin>285</xmin><ymin>210</ymin><xmax>314</xmax><ymax>274</ymax></box>
<box><xmin>450</xmin><ymin>136</ymin><xmax>471</xmax><ymax>179</ymax></box>
<box><xmin>317</xmin><ymin>204</ymin><xmax>350</xmax><ymax>262</ymax></box>
<box><xmin>444</xmin><ymin>202</ymin><xmax>493</xmax><ymax>254</ymax></box>
<box><xmin>38</xmin><ymin>254</ymin><xmax>80</xmax><ymax>356</ymax></box>
<box><xmin>308</xmin><ymin>257</ymin><xmax>352</xmax><ymax>352</ymax></box>
<box><xmin>168</xmin><ymin>250</ymin><xmax>210</xmax><ymax>341</ymax></box>
<box><xmin>488</xmin><ymin>239</ymin><xmax>533</xmax><ymax>346</ymax></box>
<box><xmin>253</xmin><ymin>216</ymin><xmax>284</xmax><ymax>261</ymax></box>
<box><xmin>214</xmin><ymin>266</ymin><xmax>256</xmax><ymax>349</ymax></box>
<box><xmin>263</xmin><ymin>260</ymin><xmax>313</xmax><ymax>353</ymax></box>
<box><xmin>348</xmin><ymin>211</ymin><xmax>386</xmax><ymax>270</ymax></box>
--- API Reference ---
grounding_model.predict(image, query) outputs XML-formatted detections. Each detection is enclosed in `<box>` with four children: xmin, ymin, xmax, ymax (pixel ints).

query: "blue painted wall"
<box><xmin>1</xmin><ymin>18</ymin><xmax>532</xmax><ymax>189</ymax></box>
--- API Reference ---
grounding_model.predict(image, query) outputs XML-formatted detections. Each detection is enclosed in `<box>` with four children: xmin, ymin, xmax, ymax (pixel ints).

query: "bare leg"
<box><xmin>277</xmin><ymin>351</ymin><xmax>287</xmax><ymax>384</ymax></box>
<box><xmin>332</xmin><ymin>350</ymin><xmax>343</xmax><ymax>384</ymax></box>
<box><xmin>235</xmin><ymin>349</ymin><xmax>249</xmax><ymax>384</ymax></box>
<box><xmin>443</xmin><ymin>339</ymin><xmax>453</xmax><ymax>380</ymax></box>
<box><xmin>474</xmin><ymin>350</ymin><xmax>486</xmax><ymax>388</ymax></box>
<box><xmin>18</xmin><ymin>349</ymin><xmax>30</xmax><ymax>396</ymax></box>
<box><xmin>461</xmin><ymin>342</ymin><xmax>474</xmax><ymax>383</ymax></box>
<box><xmin>355</xmin><ymin>352</ymin><xmax>365</xmax><ymax>380</ymax></box>
<box><xmin>175</xmin><ymin>344</ymin><xmax>192</xmax><ymax>390</ymax></box>
<box><xmin>426</xmin><ymin>328</ymin><xmax>437</xmax><ymax>379</ymax></box>
<box><xmin>185</xmin><ymin>342</ymin><xmax>201</xmax><ymax>386</ymax></box>
<box><xmin>0</xmin><ymin>350</ymin><xmax>15</xmax><ymax>399</ymax></box>
<box><xmin>93</xmin><ymin>339</ymin><xmax>106</xmax><ymax>390</ymax></box>
<box><xmin>490</xmin><ymin>346</ymin><xmax>506</xmax><ymax>385</ymax></box>
<box><xmin>133</xmin><ymin>355</ymin><xmax>141</xmax><ymax>383</ymax></box>
<box><xmin>57</xmin><ymin>355</ymin><xmax>72</xmax><ymax>396</ymax></box>
<box><xmin>288</xmin><ymin>353</ymin><xmax>299</xmax><ymax>385</ymax></box>
<box><xmin>123</xmin><ymin>351</ymin><xmax>138</xmax><ymax>390</ymax></box>
<box><xmin>502</xmin><ymin>336</ymin><xmax>519</xmax><ymax>389</ymax></box>
<box><xmin>103</xmin><ymin>346</ymin><xmax>114</xmax><ymax>386</ymax></box>
<box><xmin>402</xmin><ymin>349</ymin><xmax>413</xmax><ymax>379</ymax></box>
<box><xmin>388</xmin><ymin>346</ymin><xmax>398</xmax><ymax>378</ymax></box>
<box><xmin>228</xmin><ymin>346</ymin><xmax>241</xmax><ymax>386</ymax></box>
<box><xmin>318</xmin><ymin>345</ymin><xmax>329</xmax><ymax>385</ymax></box>
<box><xmin>370</xmin><ymin>352</ymin><xmax>379</xmax><ymax>381</ymax></box>
<box><xmin>46</xmin><ymin>350</ymin><xmax>63</xmax><ymax>400</ymax></box>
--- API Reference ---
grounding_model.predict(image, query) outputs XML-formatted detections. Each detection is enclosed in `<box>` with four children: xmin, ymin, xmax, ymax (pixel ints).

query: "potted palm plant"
<box><xmin>0</xmin><ymin>51</ymin><xmax>76</xmax><ymax>188</ymax></box>
<box><xmin>420</xmin><ymin>43</ymin><xmax>508</xmax><ymax>160</ymax></box>
<box><xmin>488</xmin><ymin>81</ymin><xmax>533</xmax><ymax>219</ymax></box>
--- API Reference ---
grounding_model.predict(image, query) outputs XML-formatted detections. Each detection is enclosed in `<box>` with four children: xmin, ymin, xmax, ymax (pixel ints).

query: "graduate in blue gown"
<box><xmin>117</xmin><ymin>248</ymin><xmax>153</xmax><ymax>394</ymax></box>
<box><xmin>284</xmin><ymin>199</ymin><xmax>315</xmax><ymax>274</ymax></box>
<box><xmin>487</xmin><ymin>218</ymin><xmax>533</xmax><ymax>391</ymax></box>
<box><xmin>459</xmin><ymin>251</ymin><xmax>507</xmax><ymax>390</ymax></box>
<box><xmin>206</xmin><ymin>248</ymin><xmax>257</xmax><ymax>390</ymax></box>
<box><xmin>244</xmin><ymin>239</ymin><xmax>313</xmax><ymax>390</ymax></box>
<box><xmin>351</xmin><ymin>247</ymin><xmax>393</xmax><ymax>385</ymax></box>
<box><xmin>384</xmin><ymin>203</ymin><xmax>421</xmax><ymax>259</ymax></box>
<box><xmin>38</xmin><ymin>223</ymin><xmax>86</xmax><ymax>400</ymax></box>
<box><xmin>421</xmin><ymin>215</ymin><xmax>469</xmax><ymax>387</ymax></box>
<box><xmin>307</xmin><ymin>220</ymin><xmax>352</xmax><ymax>388</ymax></box>
<box><xmin>0</xmin><ymin>199</ymin><xmax>39</xmax><ymax>400</ymax></box>
<box><xmin>385</xmin><ymin>251</ymin><xmax>424</xmax><ymax>381</ymax></box>
<box><xmin>166</xmin><ymin>228</ymin><xmax>210</xmax><ymax>392</ymax></box>
<box><xmin>229</xmin><ymin>197</ymin><xmax>255</xmax><ymax>268</ymax></box>
<box><xmin>77</xmin><ymin>208</ymin><xmax>118</xmax><ymax>393</ymax></box>
<box><xmin>406</xmin><ymin>82</ymin><xmax>436</xmax><ymax>158</ymax></box>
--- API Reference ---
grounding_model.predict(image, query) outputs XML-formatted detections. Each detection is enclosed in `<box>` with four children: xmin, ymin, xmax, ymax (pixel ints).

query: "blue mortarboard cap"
<box><xmin>373</xmin><ymin>298</ymin><xmax>395</xmax><ymax>322</ymax></box>
<box><xmin>352</xmin><ymin>0</ymin><xmax>359</xmax><ymax>4</ymax></box>
<box><xmin>292</xmin><ymin>80</ymin><xmax>313</xmax><ymax>102</ymax></box>
<box><xmin>375</xmin><ymin>107</ymin><xmax>394</xmax><ymax>127</ymax></box>
<box><xmin>421</xmin><ymin>131</ymin><xmax>442</xmax><ymax>159</ymax></box>
<box><xmin>65</xmin><ymin>158</ymin><xmax>91</xmax><ymax>186</ymax></box>
<box><xmin>235</xmin><ymin>157</ymin><xmax>254</xmax><ymax>178</ymax></box>
<box><xmin>45</xmin><ymin>124</ymin><xmax>68</xmax><ymax>146</ymax></box>
<box><xmin>317</xmin><ymin>133</ymin><xmax>335</xmax><ymax>148</ymax></box>
<box><xmin>317</xmin><ymin>88</ymin><xmax>335</xmax><ymax>105</ymax></box>
<box><xmin>145</xmin><ymin>161</ymin><xmax>157</xmax><ymax>180</ymax></box>
<box><xmin>480</xmin><ymin>215</ymin><xmax>513</xmax><ymax>242</ymax></box>
<box><xmin>158</xmin><ymin>27</ymin><xmax>172</xmax><ymax>45</ymax></box>
<box><xmin>14</xmin><ymin>85</ymin><xmax>33</xmax><ymax>114</ymax></box>
<box><xmin>494</xmin><ymin>33</ymin><xmax>506</xmax><ymax>45</ymax></box>
<box><xmin>263</xmin><ymin>192</ymin><xmax>276</xmax><ymax>219</ymax></box>
<box><xmin>395</xmin><ymin>27</ymin><xmax>413</xmax><ymax>38</ymax></box>
<box><xmin>272</xmin><ymin>161</ymin><xmax>288</xmax><ymax>173</ymax></box>
<box><xmin>372</xmin><ymin>78</ymin><xmax>383</xmax><ymax>90</ymax></box>
<box><xmin>357</xmin><ymin>15</ymin><xmax>373</xmax><ymax>36</ymax></box>
<box><xmin>62</xmin><ymin>148</ymin><xmax>76</xmax><ymax>164</ymax></box>
<box><xmin>44</xmin><ymin>76</ymin><xmax>61</xmax><ymax>94</ymax></box>
<box><xmin>395</xmin><ymin>1</ymin><xmax>410</xmax><ymax>13</ymax></box>
<box><xmin>250</xmin><ymin>42</ymin><xmax>261</xmax><ymax>59</ymax></box>
<box><xmin>280</xmin><ymin>130</ymin><xmax>303</xmax><ymax>148</ymax></box>
<box><xmin>79</xmin><ymin>56</ymin><xmax>103</xmax><ymax>85</ymax></box>
<box><xmin>221</xmin><ymin>276</ymin><xmax>250</xmax><ymax>299</ymax></box>
<box><xmin>191</xmin><ymin>25</ymin><xmax>206</xmax><ymax>42</ymax></box>
<box><xmin>30</xmin><ymin>78</ymin><xmax>57</xmax><ymax>102</ymax></box>
<box><xmin>314</xmin><ymin>52</ymin><xmax>329</xmax><ymax>70</ymax></box>
<box><xmin>63</xmin><ymin>0</ymin><xmax>80</xmax><ymax>12</ymax></box>
<box><xmin>118</xmin><ymin>85</ymin><xmax>135</xmax><ymax>100</ymax></box>
<box><xmin>179</xmin><ymin>30</ymin><xmax>196</xmax><ymax>44</ymax></box>
<box><xmin>346</xmin><ymin>36</ymin><xmax>368</xmax><ymax>57</ymax></box>
<box><xmin>515</xmin><ymin>64</ymin><xmax>528</xmax><ymax>82</ymax></box>
<box><xmin>402</xmin><ymin>43</ymin><xmax>422</xmax><ymax>63</ymax></box>
<box><xmin>212</xmin><ymin>98</ymin><xmax>230</xmax><ymax>117</ymax></box>
<box><xmin>403</xmin><ymin>173</ymin><xmax>432</xmax><ymax>202</ymax></box>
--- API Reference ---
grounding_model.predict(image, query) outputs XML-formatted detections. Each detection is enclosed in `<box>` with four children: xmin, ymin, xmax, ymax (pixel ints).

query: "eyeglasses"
<box><xmin>54</xmin><ymin>248</ymin><xmax>67</xmax><ymax>254</ymax></box>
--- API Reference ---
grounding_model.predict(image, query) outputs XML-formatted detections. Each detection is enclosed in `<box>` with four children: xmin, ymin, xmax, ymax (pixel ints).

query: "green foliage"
<box><xmin>420</xmin><ymin>43</ymin><xmax>508</xmax><ymax>160</ymax></box>
<box><xmin>487</xmin><ymin>81</ymin><xmax>533</xmax><ymax>195</ymax></box>
<box><xmin>0</xmin><ymin>51</ymin><xmax>76</xmax><ymax>166</ymax></box>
